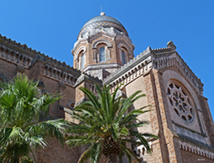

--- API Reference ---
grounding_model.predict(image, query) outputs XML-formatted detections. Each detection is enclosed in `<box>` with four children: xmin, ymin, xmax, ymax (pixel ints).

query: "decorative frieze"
<box><xmin>104</xmin><ymin>41</ymin><xmax>203</xmax><ymax>97</ymax></box>
<box><xmin>0</xmin><ymin>35</ymin><xmax>81</xmax><ymax>78</ymax></box>
<box><xmin>179</xmin><ymin>141</ymin><xmax>214</xmax><ymax>160</ymax></box>
<box><xmin>0</xmin><ymin>45</ymin><xmax>33</xmax><ymax>68</ymax></box>
<box><xmin>44</xmin><ymin>65</ymin><xmax>78</xmax><ymax>86</ymax></box>
<box><xmin>0</xmin><ymin>34</ymin><xmax>43</xmax><ymax>57</ymax></box>
<box><xmin>104</xmin><ymin>48</ymin><xmax>152</xmax><ymax>90</ymax></box>
<box><xmin>153</xmin><ymin>54</ymin><xmax>203</xmax><ymax>95</ymax></box>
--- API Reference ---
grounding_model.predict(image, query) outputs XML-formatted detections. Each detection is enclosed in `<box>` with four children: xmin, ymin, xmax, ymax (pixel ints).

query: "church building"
<box><xmin>0</xmin><ymin>12</ymin><xmax>214</xmax><ymax>162</ymax></box>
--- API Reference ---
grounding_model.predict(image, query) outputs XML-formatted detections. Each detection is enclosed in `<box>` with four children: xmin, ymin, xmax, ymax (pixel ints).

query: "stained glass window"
<box><xmin>99</xmin><ymin>47</ymin><xmax>106</xmax><ymax>62</ymax></box>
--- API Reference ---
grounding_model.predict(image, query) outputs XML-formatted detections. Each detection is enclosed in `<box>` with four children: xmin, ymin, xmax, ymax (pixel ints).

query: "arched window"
<box><xmin>80</xmin><ymin>53</ymin><xmax>85</xmax><ymax>69</ymax></box>
<box><xmin>99</xmin><ymin>47</ymin><xmax>106</xmax><ymax>62</ymax></box>
<box><xmin>121</xmin><ymin>50</ymin><xmax>126</xmax><ymax>65</ymax></box>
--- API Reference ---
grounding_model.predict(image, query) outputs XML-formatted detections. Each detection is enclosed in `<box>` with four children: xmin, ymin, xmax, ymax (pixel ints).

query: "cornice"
<box><xmin>151</xmin><ymin>41</ymin><xmax>176</xmax><ymax>54</ymax></box>
<box><xmin>84</xmin><ymin>63</ymin><xmax>121</xmax><ymax>72</ymax></box>
<box><xmin>74</xmin><ymin>72</ymin><xmax>102</xmax><ymax>87</ymax></box>
<box><xmin>0</xmin><ymin>34</ymin><xmax>44</xmax><ymax>59</ymax></box>
<box><xmin>44</xmin><ymin>63</ymin><xmax>82</xmax><ymax>87</ymax></box>
<box><xmin>103</xmin><ymin>41</ymin><xmax>203</xmax><ymax>96</ymax></box>
<box><xmin>73</xmin><ymin>27</ymin><xmax>133</xmax><ymax>52</ymax></box>
<box><xmin>153</xmin><ymin>51</ymin><xmax>203</xmax><ymax>95</ymax></box>
<box><xmin>178</xmin><ymin>136</ymin><xmax>214</xmax><ymax>160</ymax></box>
<box><xmin>116</xmin><ymin>35</ymin><xmax>134</xmax><ymax>50</ymax></box>
<box><xmin>0</xmin><ymin>34</ymin><xmax>81</xmax><ymax>78</ymax></box>
<box><xmin>103</xmin><ymin>46</ymin><xmax>153</xmax><ymax>86</ymax></box>
<box><xmin>0</xmin><ymin>44</ymin><xmax>34</xmax><ymax>69</ymax></box>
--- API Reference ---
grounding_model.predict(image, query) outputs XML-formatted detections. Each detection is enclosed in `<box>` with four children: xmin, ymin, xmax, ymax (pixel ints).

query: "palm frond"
<box><xmin>66</xmin><ymin>135</ymin><xmax>98</xmax><ymax>148</ymax></box>
<box><xmin>129</xmin><ymin>131</ymin><xmax>151</xmax><ymax>153</ymax></box>
<box><xmin>67</xmin><ymin>84</ymin><xmax>157</xmax><ymax>163</ymax></box>
<box><xmin>78</xmin><ymin>148</ymin><xmax>92</xmax><ymax>163</ymax></box>
<box><xmin>90</xmin><ymin>143</ymin><xmax>102</xmax><ymax>163</ymax></box>
<box><xmin>0</xmin><ymin>74</ymin><xmax>65</xmax><ymax>161</ymax></box>
<box><xmin>126</xmin><ymin>121</ymin><xmax>150</xmax><ymax>129</ymax></box>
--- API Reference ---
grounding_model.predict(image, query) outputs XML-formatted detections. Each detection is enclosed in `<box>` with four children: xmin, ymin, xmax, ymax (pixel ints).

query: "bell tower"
<box><xmin>72</xmin><ymin>12</ymin><xmax>134</xmax><ymax>80</ymax></box>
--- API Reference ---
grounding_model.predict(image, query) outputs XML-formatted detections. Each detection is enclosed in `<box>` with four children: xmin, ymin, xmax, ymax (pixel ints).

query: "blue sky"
<box><xmin>0</xmin><ymin>0</ymin><xmax>214</xmax><ymax>120</ymax></box>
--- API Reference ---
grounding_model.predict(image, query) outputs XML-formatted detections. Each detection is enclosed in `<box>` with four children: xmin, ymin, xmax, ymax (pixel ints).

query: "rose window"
<box><xmin>167</xmin><ymin>82</ymin><xmax>194</xmax><ymax>123</ymax></box>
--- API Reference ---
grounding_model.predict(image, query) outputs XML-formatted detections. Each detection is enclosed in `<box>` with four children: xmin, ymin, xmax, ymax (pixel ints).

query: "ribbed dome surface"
<box><xmin>79</xmin><ymin>13</ymin><xmax>128</xmax><ymax>37</ymax></box>
<box><xmin>83</xmin><ymin>15</ymin><xmax>124</xmax><ymax>28</ymax></box>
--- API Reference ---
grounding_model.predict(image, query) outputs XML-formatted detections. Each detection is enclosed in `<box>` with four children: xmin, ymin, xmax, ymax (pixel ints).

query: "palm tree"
<box><xmin>0</xmin><ymin>75</ymin><xmax>67</xmax><ymax>163</ymax></box>
<box><xmin>66</xmin><ymin>85</ymin><xmax>158</xmax><ymax>163</ymax></box>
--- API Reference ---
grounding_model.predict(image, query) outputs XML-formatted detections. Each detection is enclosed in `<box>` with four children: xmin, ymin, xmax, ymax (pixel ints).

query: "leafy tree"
<box><xmin>0</xmin><ymin>75</ymin><xmax>67</xmax><ymax>163</ymax></box>
<box><xmin>66</xmin><ymin>85</ymin><xmax>158</xmax><ymax>163</ymax></box>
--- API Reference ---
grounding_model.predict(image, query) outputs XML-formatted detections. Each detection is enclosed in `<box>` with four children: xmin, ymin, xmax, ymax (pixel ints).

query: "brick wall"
<box><xmin>181</xmin><ymin>150</ymin><xmax>214</xmax><ymax>163</ymax></box>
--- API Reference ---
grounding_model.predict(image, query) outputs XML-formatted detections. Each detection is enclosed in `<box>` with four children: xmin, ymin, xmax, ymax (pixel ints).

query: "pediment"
<box><xmin>153</xmin><ymin>53</ymin><xmax>203</xmax><ymax>95</ymax></box>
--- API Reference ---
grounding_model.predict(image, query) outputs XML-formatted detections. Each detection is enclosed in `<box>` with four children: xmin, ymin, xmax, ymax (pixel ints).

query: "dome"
<box><xmin>79</xmin><ymin>12</ymin><xmax>128</xmax><ymax>37</ymax></box>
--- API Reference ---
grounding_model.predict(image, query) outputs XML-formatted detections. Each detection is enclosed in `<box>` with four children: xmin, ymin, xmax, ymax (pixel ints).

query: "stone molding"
<box><xmin>172</xmin><ymin>121</ymin><xmax>208</xmax><ymax>145</ymax></box>
<box><xmin>116</xmin><ymin>36</ymin><xmax>134</xmax><ymax>52</ymax></box>
<box><xmin>74</xmin><ymin>72</ymin><xmax>102</xmax><ymax>87</ymax></box>
<box><xmin>79</xmin><ymin>25</ymin><xmax>128</xmax><ymax>39</ymax></box>
<box><xmin>0</xmin><ymin>34</ymin><xmax>81</xmax><ymax>79</ymax></box>
<box><xmin>0</xmin><ymin>35</ymin><xmax>102</xmax><ymax>88</ymax></box>
<box><xmin>84</xmin><ymin>63</ymin><xmax>121</xmax><ymax>72</ymax></box>
<box><xmin>44</xmin><ymin>64</ymin><xmax>79</xmax><ymax>87</ymax></box>
<box><xmin>151</xmin><ymin>41</ymin><xmax>176</xmax><ymax>54</ymax></box>
<box><xmin>103</xmin><ymin>47</ymin><xmax>152</xmax><ymax>87</ymax></box>
<box><xmin>0</xmin><ymin>34</ymin><xmax>39</xmax><ymax>57</ymax></box>
<box><xmin>153</xmin><ymin>53</ymin><xmax>203</xmax><ymax>95</ymax></box>
<box><xmin>74</xmin><ymin>46</ymin><xmax>87</xmax><ymax>61</ymax></box>
<box><xmin>104</xmin><ymin>41</ymin><xmax>203</xmax><ymax>96</ymax></box>
<box><xmin>92</xmin><ymin>39</ymin><xmax>112</xmax><ymax>49</ymax></box>
<box><xmin>179</xmin><ymin>141</ymin><xmax>214</xmax><ymax>160</ymax></box>
<box><xmin>73</xmin><ymin>27</ymin><xmax>133</xmax><ymax>51</ymax></box>
<box><xmin>0</xmin><ymin>45</ymin><xmax>33</xmax><ymax>68</ymax></box>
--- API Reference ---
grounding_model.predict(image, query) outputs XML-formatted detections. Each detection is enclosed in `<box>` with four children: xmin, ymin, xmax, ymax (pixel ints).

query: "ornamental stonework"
<box><xmin>167</xmin><ymin>82</ymin><xmax>194</xmax><ymax>123</ymax></box>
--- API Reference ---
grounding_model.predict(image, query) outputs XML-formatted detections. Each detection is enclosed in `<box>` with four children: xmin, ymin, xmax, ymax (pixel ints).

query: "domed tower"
<box><xmin>72</xmin><ymin>12</ymin><xmax>134</xmax><ymax>80</ymax></box>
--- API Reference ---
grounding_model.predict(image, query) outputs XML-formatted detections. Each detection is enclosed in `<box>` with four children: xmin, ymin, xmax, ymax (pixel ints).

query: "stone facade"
<box><xmin>0</xmin><ymin>12</ymin><xmax>214</xmax><ymax>162</ymax></box>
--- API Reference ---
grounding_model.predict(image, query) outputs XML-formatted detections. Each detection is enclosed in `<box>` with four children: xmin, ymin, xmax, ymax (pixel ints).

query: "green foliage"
<box><xmin>0</xmin><ymin>75</ymin><xmax>68</xmax><ymax>162</ymax></box>
<box><xmin>66</xmin><ymin>85</ymin><xmax>158</xmax><ymax>163</ymax></box>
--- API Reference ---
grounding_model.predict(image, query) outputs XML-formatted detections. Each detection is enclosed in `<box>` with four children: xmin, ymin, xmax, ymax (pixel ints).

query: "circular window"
<box><xmin>167</xmin><ymin>82</ymin><xmax>194</xmax><ymax>123</ymax></box>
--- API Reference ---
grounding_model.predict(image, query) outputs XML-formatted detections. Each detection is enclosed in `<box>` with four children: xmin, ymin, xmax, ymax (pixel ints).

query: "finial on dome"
<box><xmin>100</xmin><ymin>12</ymin><xmax>105</xmax><ymax>16</ymax></box>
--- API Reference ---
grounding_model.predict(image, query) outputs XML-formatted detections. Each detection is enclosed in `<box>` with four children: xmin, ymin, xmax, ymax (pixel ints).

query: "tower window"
<box><xmin>99</xmin><ymin>47</ymin><xmax>106</xmax><ymax>62</ymax></box>
<box><xmin>121</xmin><ymin>50</ymin><xmax>126</xmax><ymax>65</ymax></box>
<box><xmin>80</xmin><ymin>53</ymin><xmax>85</xmax><ymax>69</ymax></box>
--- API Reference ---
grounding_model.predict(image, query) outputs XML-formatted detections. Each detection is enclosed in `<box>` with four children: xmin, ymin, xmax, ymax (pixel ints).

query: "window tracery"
<box><xmin>167</xmin><ymin>82</ymin><xmax>194</xmax><ymax>123</ymax></box>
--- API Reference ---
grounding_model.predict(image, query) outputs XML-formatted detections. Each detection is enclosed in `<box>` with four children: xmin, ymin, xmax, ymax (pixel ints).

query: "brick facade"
<box><xmin>0</xmin><ymin>12</ymin><xmax>214</xmax><ymax>162</ymax></box>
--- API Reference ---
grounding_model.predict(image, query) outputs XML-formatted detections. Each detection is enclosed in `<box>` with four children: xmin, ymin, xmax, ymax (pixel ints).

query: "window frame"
<box><xmin>121</xmin><ymin>50</ymin><xmax>126</xmax><ymax>65</ymax></box>
<box><xmin>99</xmin><ymin>46</ymin><xmax>106</xmax><ymax>62</ymax></box>
<box><xmin>80</xmin><ymin>52</ymin><xmax>85</xmax><ymax>70</ymax></box>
